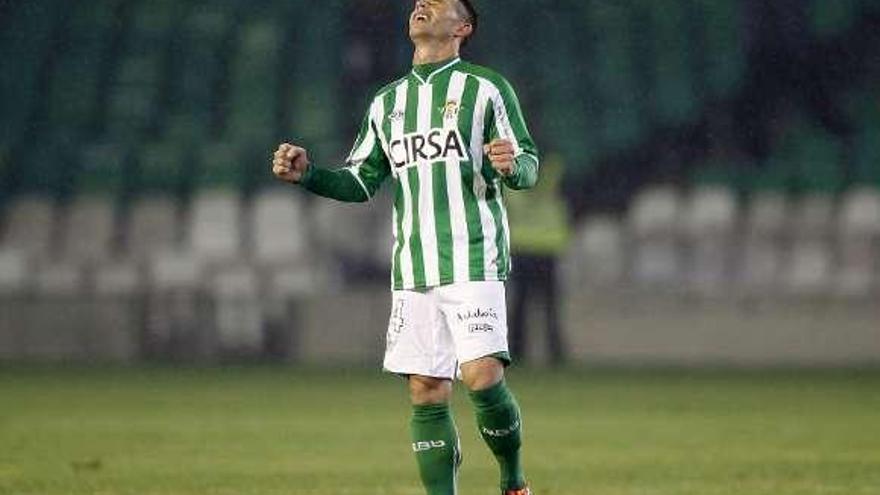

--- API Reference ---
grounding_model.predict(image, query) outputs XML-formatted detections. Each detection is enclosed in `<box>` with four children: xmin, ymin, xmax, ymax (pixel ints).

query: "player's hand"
<box><xmin>272</xmin><ymin>142</ymin><xmax>310</xmax><ymax>184</ymax></box>
<box><xmin>484</xmin><ymin>139</ymin><xmax>517</xmax><ymax>176</ymax></box>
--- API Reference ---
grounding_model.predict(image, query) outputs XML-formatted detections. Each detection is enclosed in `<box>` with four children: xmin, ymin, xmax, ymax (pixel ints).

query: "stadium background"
<box><xmin>1</xmin><ymin>1</ymin><xmax>879</xmax><ymax>493</ymax></box>
<box><xmin>1</xmin><ymin>0</ymin><xmax>878</xmax><ymax>365</ymax></box>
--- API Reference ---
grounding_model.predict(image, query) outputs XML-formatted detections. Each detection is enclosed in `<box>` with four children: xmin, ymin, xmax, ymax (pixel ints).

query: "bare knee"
<box><xmin>460</xmin><ymin>356</ymin><xmax>505</xmax><ymax>391</ymax></box>
<box><xmin>408</xmin><ymin>375</ymin><xmax>453</xmax><ymax>405</ymax></box>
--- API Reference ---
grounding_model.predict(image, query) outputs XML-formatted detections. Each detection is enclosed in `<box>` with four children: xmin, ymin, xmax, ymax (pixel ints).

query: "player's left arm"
<box><xmin>484</xmin><ymin>75</ymin><xmax>539</xmax><ymax>190</ymax></box>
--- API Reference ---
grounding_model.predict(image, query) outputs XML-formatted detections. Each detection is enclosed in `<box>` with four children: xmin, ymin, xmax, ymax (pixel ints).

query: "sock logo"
<box><xmin>480</xmin><ymin>419</ymin><xmax>521</xmax><ymax>438</ymax></box>
<box><xmin>412</xmin><ymin>440</ymin><xmax>447</xmax><ymax>452</ymax></box>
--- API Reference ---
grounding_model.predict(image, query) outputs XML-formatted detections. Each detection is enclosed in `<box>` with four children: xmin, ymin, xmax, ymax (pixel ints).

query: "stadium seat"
<box><xmin>629</xmin><ymin>186</ymin><xmax>681</xmax><ymax>235</ymax></box>
<box><xmin>148</xmin><ymin>250</ymin><xmax>203</xmax><ymax>292</ymax></box>
<box><xmin>125</xmin><ymin>195</ymin><xmax>180</xmax><ymax>261</ymax></box>
<box><xmin>0</xmin><ymin>1</ymin><xmax>61</xmax><ymax>148</ymax></box>
<box><xmin>0</xmin><ymin>248</ymin><xmax>29</xmax><ymax>295</ymax></box>
<box><xmin>367</xmin><ymin>194</ymin><xmax>395</xmax><ymax>272</ymax></box>
<box><xmin>0</xmin><ymin>195</ymin><xmax>56</xmax><ymax>260</ymax></box>
<box><xmin>291</xmin><ymin>4</ymin><xmax>344</xmax><ymax>84</ymax></box>
<box><xmin>571</xmin><ymin>215</ymin><xmax>625</xmax><ymax>287</ymax></box>
<box><xmin>251</xmin><ymin>187</ymin><xmax>322</xmax><ymax>321</ymax></box>
<box><xmin>682</xmin><ymin>186</ymin><xmax>738</xmax><ymax>236</ymax></box>
<box><xmin>690</xmin><ymin>157</ymin><xmax>745</xmax><ymax>192</ymax></box>
<box><xmin>17</xmin><ymin>136</ymin><xmax>76</xmax><ymax>196</ymax></box>
<box><xmin>47</xmin><ymin>0</ymin><xmax>118</xmax><ymax>132</ymax></box>
<box><xmin>195</xmin><ymin>141</ymin><xmax>244</xmax><ymax>189</ymax></box>
<box><xmin>694</xmin><ymin>0</ymin><xmax>744</xmax><ymax>97</ymax></box>
<box><xmin>853</xmin><ymin>126</ymin><xmax>880</xmax><ymax>187</ymax></box>
<box><xmin>238</xmin><ymin>142</ymin><xmax>278</xmax><ymax>193</ymax></box>
<box><xmin>790</xmin><ymin>194</ymin><xmax>835</xmax><ymax>239</ymax></box>
<box><xmin>288</xmin><ymin>82</ymin><xmax>338</xmax><ymax>158</ymax></box>
<box><xmin>266</xmin><ymin>262</ymin><xmax>341</xmax><ymax>299</ymax></box>
<box><xmin>93</xmin><ymin>261</ymin><xmax>142</xmax><ymax>297</ymax></box>
<box><xmin>44</xmin><ymin>34</ymin><xmax>104</xmax><ymax>133</ymax></box>
<box><xmin>77</xmin><ymin>142</ymin><xmax>129</xmax><ymax>194</ymax></box>
<box><xmin>163</xmin><ymin>114</ymin><xmax>210</xmax><ymax>145</ymax></box>
<box><xmin>311</xmin><ymin>197</ymin><xmax>379</xmax><ymax>263</ymax></box>
<box><xmin>250</xmin><ymin>188</ymin><xmax>309</xmax><ymax>267</ymax></box>
<box><xmin>226</xmin><ymin>20</ymin><xmax>282</xmax><ymax>144</ymax></box>
<box><xmin>627</xmin><ymin>186</ymin><xmax>682</xmax><ymax>288</ymax></box>
<box><xmin>187</xmin><ymin>189</ymin><xmax>243</xmax><ymax>264</ymax></box>
<box><xmin>33</xmin><ymin>262</ymin><xmax>85</xmax><ymax>296</ymax></box>
<box><xmin>103</xmin><ymin>45</ymin><xmax>165</xmax><ymax>140</ymax></box>
<box><xmin>781</xmin><ymin>195</ymin><xmax>836</xmax><ymax>296</ymax></box>
<box><xmin>510</xmin><ymin>4</ymin><xmax>592</xmax><ymax>166</ymax></box>
<box><xmin>105</xmin><ymin>85</ymin><xmax>160</xmax><ymax>139</ymax></box>
<box><xmin>746</xmin><ymin>159</ymin><xmax>794</xmax><ymax>193</ymax></box>
<box><xmin>796</xmin><ymin>140</ymin><xmax>845</xmax><ymax>194</ymax></box>
<box><xmin>647</xmin><ymin>1</ymin><xmax>697</xmax><ymax>125</ymax></box>
<box><xmin>137</xmin><ymin>141</ymin><xmax>188</xmax><ymax>194</ymax></box>
<box><xmin>186</xmin><ymin>8</ymin><xmax>230</xmax><ymax>41</ymax></box>
<box><xmin>145</xmin><ymin>249</ymin><xmax>207</xmax><ymax>358</ymax></box>
<box><xmin>834</xmin><ymin>188</ymin><xmax>880</xmax><ymax>297</ymax></box>
<box><xmin>782</xmin><ymin>239</ymin><xmax>833</xmax><ymax>296</ymax></box>
<box><xmin>115</xmin><ymin>53</ymin><xmax>163</xmax><ymax>87</ymax></box>
<box><xmin>306</xmin><ymin>198</ymin><xmax>388</xmax><ymax>287</ymax></box>
<box><xmin>744</xmin><ymin>192</ymin><xmax>788</xmax><ymax>236</ymax></box>
<box><xmin>207</xmin><ymin>265</ymin><xmax>263</xmax><ymax>353</ymax></box>
<box><xmin>758</xmin><ymin>115</ymin><xmax>845</xmax><ymax>194</ymax></box>
<box><xmin>737</xmin><ymin>192</ymin><xmax>788</xmax><ymax>296</ymax></box>
<box><xmin>164</xmin><ymin>9</ymin><xmax>230</xmax><ymax>144</ymax></box>
<box><xmin>57</xmin><ymin>195</ymin><xmax>117</xmax><ymax>263</ymax></box>
<box><xmin>128</xmin><ymin>0</ymin><xmax>180</xmax><ymax>51</ymax></box>
<box><xmin>838</xmin><ymin>187</ymin><xmax>880</xmax><ymax>236</ymax></box>
<box><xmin>587</xmin><ymin>2</ymin><xmax>643</xmax><ymax>151</ymax></box>
<box><xmin>681</xmin><ymin>186</ymin><xmax>738</xmax><ymax>296</ymax></box>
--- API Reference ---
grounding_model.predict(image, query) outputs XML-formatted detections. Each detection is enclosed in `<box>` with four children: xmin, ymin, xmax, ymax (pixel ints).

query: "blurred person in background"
<box><xmin>272</xmin><ymin>1</ymin><xmax>538</xmax><ymax>494</ymax></box>
<box><xmin>506</xmin><ymin>155</ymin><xmax>571</xmax><ymax>365</ymax></box>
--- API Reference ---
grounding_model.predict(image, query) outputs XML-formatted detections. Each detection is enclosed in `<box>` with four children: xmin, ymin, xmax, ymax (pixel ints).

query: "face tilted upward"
<box><xmin>409</xmin><ymin>0</ymin><xmax>470</xmax><ymax>44</ymax></box>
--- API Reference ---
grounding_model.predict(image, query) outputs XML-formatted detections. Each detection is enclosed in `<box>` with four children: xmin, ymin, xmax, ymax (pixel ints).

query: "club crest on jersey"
<box><xmin>389</xmin><ymin>128</ymin><xmax>469</xmax><ymax>169</ymax></box>
<box><xmin>441</xmin><ymin>99</ymin><xmax>461</xmax><ymax>122</ymax></box>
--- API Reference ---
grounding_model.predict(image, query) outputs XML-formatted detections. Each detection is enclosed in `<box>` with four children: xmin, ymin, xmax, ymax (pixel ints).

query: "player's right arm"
<box><xmin>272</xmin><ymin>102</ymin><xmax>390</xmax><ymax>203</ymax></box>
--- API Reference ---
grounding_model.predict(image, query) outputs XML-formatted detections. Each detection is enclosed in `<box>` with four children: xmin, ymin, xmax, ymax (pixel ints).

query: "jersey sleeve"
<box><xmin>343</xmin><ymin>100</ymin><xmax>392</xmax><ymax>196</ymax></box>
<box><xmin>487</xmin><ymin>75</ymin><xmax>540</xmax><ymax>190</ymax></box>
<box><xmin>300</xmin><ymin>100</ymin><xmax>390</xmax><ymax>202</ymax></box>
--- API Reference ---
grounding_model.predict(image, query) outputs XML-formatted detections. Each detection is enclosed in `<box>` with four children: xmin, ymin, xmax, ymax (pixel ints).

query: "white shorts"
<box><xmin>383</xmin><ymin>281</ymin><xmax>510</xmax><ymax>380</ymax></box>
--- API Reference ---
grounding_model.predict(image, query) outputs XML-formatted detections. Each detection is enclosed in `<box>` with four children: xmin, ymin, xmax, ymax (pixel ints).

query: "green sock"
<box><xmin>410</xmin><ymin>403</ymin><xmax>461</xmax><ymax>495</ymax></box>
<box><xmin>469</xmin><ymin>380</ymin><xmax>526</xmax><ymax>492</ymax></box>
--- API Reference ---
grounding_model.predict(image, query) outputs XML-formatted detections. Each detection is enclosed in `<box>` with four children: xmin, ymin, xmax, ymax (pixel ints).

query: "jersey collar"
<box><xmin>411</xmin><ymin>57</ymin><xmax>461</xmax><ymax>85</ymax></box>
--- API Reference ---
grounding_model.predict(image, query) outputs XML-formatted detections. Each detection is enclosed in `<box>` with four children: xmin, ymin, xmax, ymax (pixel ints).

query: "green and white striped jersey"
<box><xmin>306</xmin><ymin>58</ymin><xmax>539</xmax><ymax>290</ymax></box>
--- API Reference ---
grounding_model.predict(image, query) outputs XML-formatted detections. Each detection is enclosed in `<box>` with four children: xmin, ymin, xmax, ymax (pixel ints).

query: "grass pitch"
<box><xmin>1</xmin><ymin>366</ymin><xmax>878</xmax><ymax>495</ymax></box>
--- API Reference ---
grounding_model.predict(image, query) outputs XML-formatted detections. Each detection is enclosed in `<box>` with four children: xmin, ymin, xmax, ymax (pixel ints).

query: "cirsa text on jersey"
<box><xmin>389</xmin><ymin>128</ymin><xmax>469</xmax><ymax>169</ymax></box>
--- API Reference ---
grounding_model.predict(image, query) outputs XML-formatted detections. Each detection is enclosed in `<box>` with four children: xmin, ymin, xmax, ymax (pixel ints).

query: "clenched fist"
<box><xmin>272</xmin><ymin>143</ymin><xmax>310</xmax><ymax>184</ymax></box>
<box><xmin>484</xmin><ymin>139</ymin><xmax>517</xmax><ymax>176</ymax></box>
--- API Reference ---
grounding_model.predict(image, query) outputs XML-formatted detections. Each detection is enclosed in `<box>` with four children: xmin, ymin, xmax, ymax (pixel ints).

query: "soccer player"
<box><xmin>272</xmin><ymin>1</ymin><xmax>538</xmax><ymax>493</ymax></box>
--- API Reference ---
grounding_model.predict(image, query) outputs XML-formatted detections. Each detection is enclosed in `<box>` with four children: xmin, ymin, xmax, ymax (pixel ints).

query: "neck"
<box><xmin>412</xmin><ymin>39</ymin><xmax>459</xmax><ymax>65</ymax></box>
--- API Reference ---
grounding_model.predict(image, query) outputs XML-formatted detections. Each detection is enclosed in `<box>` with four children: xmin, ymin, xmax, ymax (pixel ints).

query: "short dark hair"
<box><xmin>458</xmin><ymin>0</ymin><xmax>478</xmax><ymax>45</ymax></box>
